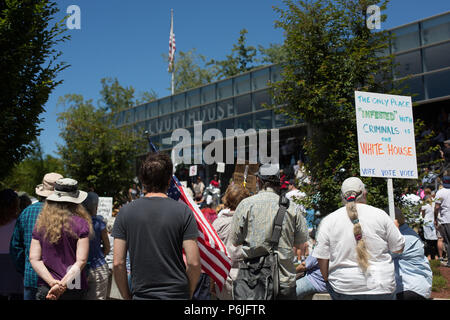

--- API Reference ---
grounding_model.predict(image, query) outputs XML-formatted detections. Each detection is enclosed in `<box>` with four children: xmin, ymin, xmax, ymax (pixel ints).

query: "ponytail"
<box><xmin>344</xmin><ymin>192</ymin><xmax>370</xmax><ymax>273</ymax></box>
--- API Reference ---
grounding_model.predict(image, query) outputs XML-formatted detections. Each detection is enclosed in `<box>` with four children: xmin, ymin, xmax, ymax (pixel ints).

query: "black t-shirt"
<box><xmin>112</xmin><ymin>196</ymin><xmax>198</xmax><ymax>299</ymax></box>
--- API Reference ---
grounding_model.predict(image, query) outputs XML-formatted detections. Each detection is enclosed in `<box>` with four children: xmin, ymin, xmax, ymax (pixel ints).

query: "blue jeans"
<box><xmin>24</xmin><ymin>287</ymin><xmax>37</xmax><ymax>300</ymax></box>
<box><xmin>326</xmin><ymin>282</ymin><xmax>395</xmax><ymax>300</ymax></box>
<box><xmin>296</xmin><ymin>276</ymin><xmax>319</xmax><ymax>300</ymax></box>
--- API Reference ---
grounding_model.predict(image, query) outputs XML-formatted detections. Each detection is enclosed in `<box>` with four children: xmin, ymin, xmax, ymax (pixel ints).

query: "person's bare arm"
<box><xmin>183</xmin><ymin>239</ymin><xmax>201</xmax><ymax>299</ymax></box>
<box><xmin>60</xmin><ymin>237</ymin><xmax>89</xmax><ymax>287</ymax></box>
<box><xmin>29</xmin><ymin>239</ymin><xmax>59</xmax><ymax>287</ymax></box>
<box><xmin>101</xmin><ymin>229</ymin><xmax>111</xmax><ymax>256</ymax></box>
<box><xmin>317</xmin><ymin>258</ymin><xmax>329</xmax><ymax>282</ymax></box>
<box><xmin>113</xmin><ymin>238</ymin><xmax>131</xmax><ymax>300</ymax></box>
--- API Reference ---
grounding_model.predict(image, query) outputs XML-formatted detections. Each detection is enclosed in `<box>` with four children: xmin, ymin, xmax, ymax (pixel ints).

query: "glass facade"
<box><xmin>390</xmin><ymin>12</ymin><xmax>450</xmax><ymax>100</ymax></box>
<box><xmin>115</xmin><ymin>11</ymin><xmax>450</xmax><ymax>153</ymax></box>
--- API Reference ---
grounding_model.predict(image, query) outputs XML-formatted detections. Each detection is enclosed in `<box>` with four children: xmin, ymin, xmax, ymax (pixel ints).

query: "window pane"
<box><xmin>391</xmin><ymin>24</ymin><xmax>420</xmax><ymax>53</ymax></box>
<box><xmin>425</xmin><ymin>69</ymin><xmax>450</xmax><ymax>99</ymax></box>
<box><xmin>159</xmin><ymin>97</ymin><xmax>172</xmax><ymax>116</ymax></box>
<box><xmin>160</xmin><ymin>132</ymin><xmax>173</xmax><ymax>150</ymax></box>
<box><xmin>271</xmin><ymin>65</ymin><xmax>283</xmax><ymax>83</ymax></box>
<box><xmin>133</xmin><ymin>121</ymin><xmax>146</xmax><ymax>135</ymax></box>
<box><xmin>395</xmin><ymin>76</ymin><xmax>424</xmax><ymax>102</ymax></box>
<box><xmin>274</xmin><ymin>112</ymin><xmax>290</xmax><ymax>128</ymax></box>
<box><xmin>254</xmin><ymin>110</ymin><xmax>273</xmax><ymax>129</ymax></box>
<box><xmin>421</xmin><ymin>13</ymin><xmax>450</xmax><ymax>46</ymax></box>
<box><xmin>172</xmin><ymin>112</ymin><xmax>185</xmax><ymax>130</ymax></box>
<box><xmin>423</xmin><ymin>42</ymin><xmax>450</xmax><ymax>72</ymax></box>
<box><xmin>149</xmin><ymin>135</ymin><xmax>160</xmax><ymax>149</ymax></box>
<box><xmin>234</xmin><ymin>74</ymin><xmax>251</xmax><ymax>95</ymax></box>
<box><xmin>394</xmin><ymin>50</ymin><xmax>422</xmax><ymax>79</ymax></box>
<box><xmin>147</xmin><ymin>101</ymin><xmax>158</xmax><ymax>118</ymax></box>
<box><xmin>187</xmin><ymin>89</ymin><xmax>200</xmax><ymax>108</ymax></box>
<box><xmin>145</xmin><ymin>119</ymin><xmax>159</xmax><ymax>135</ymax></box>
<box><xmin>235</xmin><ymin>94</ymin><xmax>251</xmax><ymax>115</ymax></box>
<box><xmin>173</xmin><ymin>93</ymin><xmax>186</xmax><ymax>112</ymax></box>
<box><xmin>253</xmin><ymin>90</ymin><xmax>271</xmax><ymax>111</ymax></box>
<box><xmin>201</xmin><ymin>85</ymin><xmax>216</xmax><ymax>104</ymax></box>
<box><xmin>217</xmin><ymin>79</ymin><xmax>233</xmax><ymax>100</ymax></box>
<box><xmin>159</xmin><ymin>115</ymin><xmax>172</xmax><ymax>133</ymax></box>
<box><xmin>135</xmin><ymin>105</ymin><xmax>146</xmax><ymax>122</ymax></box>
<box><xmin>218</xmin><ymin>118</ymin><xmax>235</xmax><ymax>136</ymax></box>
<box><xmin>252</xmin><ymin>68</ymin><xmax>270</xmax><ymax>90</ymax></box>
<box><xmin>217</xmin><ymin>99</ymin><xmax>234</xmax><ymax>120</ymax></box>
<box><xmin>117</xmin><ymin>111</ymin><xmax>125</xmax><ymax>126</ymax></box>
<box><xmin>202</xmin><ymin>103</ymin><xmax>216</xmax><ymax>123</ymax></box>
<box><xmin>236</xmin><ymin>115</ymin><xmax>253</xmax><ymax>131</ymax></box>
<box><xmin>186</xmin><ymin>107</ymin><xmax>202</xmax><ymax>127</ymax></box>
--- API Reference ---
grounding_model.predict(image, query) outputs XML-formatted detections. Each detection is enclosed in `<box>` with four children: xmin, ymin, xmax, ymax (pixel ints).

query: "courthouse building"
<box><xmin>114</xmin><ymin>11</ymin><xmax>450</xmax><ymax>186</ymax></box>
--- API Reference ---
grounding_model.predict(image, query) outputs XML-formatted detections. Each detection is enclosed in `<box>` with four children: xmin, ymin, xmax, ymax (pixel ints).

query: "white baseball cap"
<box><xmin>341</xmin><ymin>177</ymin><xmax>365</xmax><ymax>196</ymax></box>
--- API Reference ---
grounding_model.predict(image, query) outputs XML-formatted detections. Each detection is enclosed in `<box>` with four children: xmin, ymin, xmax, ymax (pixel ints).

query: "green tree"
<box><xmin>99</xmin><ymin>77</ymin><xmax>158</xmax><ymax>110</ymax></box>
<box><xmin>209</xmin><ymin>29</ymin><xmax>258</xmax><ymax>79</ymax></box>
<box><xmin>258</xmin><ymin>43</ymin><xmax>287</xmax><ymax>64</ymax></box>
<box><xmin>1</xmin><ymin>139</ymin><xmax>65</xmax><ymax>196</ymax></box>
<box><xmin>99</xmin><ymin>77</ymin><xmax>136</xmax><ymax>112</ymax></box>
<box><xmin>136</xmin><ymin>89</ymin><xmax>158</xmax><ymax>105</ymax></box>
<box><xmin>271</xmin><ymin>0</ymin><xmax>414</xmax><ymax>216</ymax></box>
<box><xmin>57</xmin><ymin>93</ymin><xmax>145</xmax><ymax>200</ymax></box>
<box><xmin>166</xmin><ymin>49</ymin><xmax>216</xmax><ymax>93</ymax></box>
<box><xmin>0</xmin><ymin>0</ymin><xmax>70</xmax><ymax>180</ymax></box>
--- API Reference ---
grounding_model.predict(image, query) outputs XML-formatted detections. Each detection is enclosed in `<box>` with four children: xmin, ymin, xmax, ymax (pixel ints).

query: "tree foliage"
<box><xmin>167</xmin><ymin>49</ymin><xmax>216</xmax><ymax>94</ymax></box>
<box><xmin>209</xmin><ymin>29</ymin><xmax>258</xmax><ymax>79</ymax></box>
<box><xmin>0</xmin><ymin>0</ymin><xmax>70</xmax><ymax>180</ymax></box>
<box><xmin>57</xmin><ymin>88</ymin><xmax>145</xmax><ymax>201</ymax></box>
<box><xmin>271</xmin><ymin>0</ymin><xmax>423</xmax><ymax>216</ymax></box>
<box><xmin>258</xmin><ymin>43</ymin><xmax>287</xmax><ymax>64</ymax></box>
<box><xmin>1</xmin><ymin>139</ymin><xmax>65</xmax><ymax>196</ymax></box>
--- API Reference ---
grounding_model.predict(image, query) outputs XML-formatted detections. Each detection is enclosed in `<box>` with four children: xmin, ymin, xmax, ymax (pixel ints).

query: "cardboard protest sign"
<box><xmin>355</xmin><ymin>91</ymin><xmax>418</xmax><ymax>179</ymax></box>
<box><xmin>97</xmin><ymin>197</ymin><xmax>113</xmax><ymax>220</ymax></box>
<box><xmin>189</xmin><ymin>165</ymin><xmax>197</xmax><ymax>177</ymax></box>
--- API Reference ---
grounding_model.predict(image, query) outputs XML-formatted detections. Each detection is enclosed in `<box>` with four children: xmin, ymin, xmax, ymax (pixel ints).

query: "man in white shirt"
<box><xmin>285</xmin><ymin>179</ymin><xmax>306</xmax><ymax>214</ymax></box>
<box><xmin>434</xmin><ymin>176</ymin><xmax>450</xmax><ymax>267</ymax></box>
<box><xmin>313</xmin><ymin>177</ymin><xmax>405</xmax><ymax>299</ymax></box>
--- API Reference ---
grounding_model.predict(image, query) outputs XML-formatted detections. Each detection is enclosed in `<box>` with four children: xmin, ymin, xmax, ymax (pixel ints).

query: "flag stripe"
<box><xmin>198</xmin><ymin>242</ymin><xmax>228</xmax><ymax>281</ymax></box>
<box><xmin>179</xmin><ymin>186</ymin><xmax>228</xmax><ymax>253</ymax></box>
<box><xmin>170</xmin><ymin>178</ymin><xmax>231</xmax><ymax>291</ymax></box>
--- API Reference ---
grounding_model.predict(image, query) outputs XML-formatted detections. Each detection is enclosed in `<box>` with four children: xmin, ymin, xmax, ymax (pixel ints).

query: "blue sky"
<box><xmin>39</xmin><ymin>0</ymin><xmax>450</xmax><ymax>156</ymax></box>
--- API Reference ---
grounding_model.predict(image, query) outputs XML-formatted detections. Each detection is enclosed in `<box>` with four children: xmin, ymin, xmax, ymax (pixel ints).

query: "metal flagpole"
<box><xmin>387</xmin><ymin>178</ymin><xmax>395</xmax><ymax>221</ymax></box>
<box><xmin>170</xmin><ymin>9</ymin><xmax>174</xmax><ymax>95</ymax></box>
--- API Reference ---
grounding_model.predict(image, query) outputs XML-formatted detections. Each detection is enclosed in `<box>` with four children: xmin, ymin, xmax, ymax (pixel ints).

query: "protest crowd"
<box><xmin>1</xmin><ymin>138</ymin><xmax>450</xmax><ymax>301</ymax></box>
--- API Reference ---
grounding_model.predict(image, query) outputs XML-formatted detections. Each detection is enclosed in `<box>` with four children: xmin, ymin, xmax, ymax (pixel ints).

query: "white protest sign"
<box><xmin>97</xmin><ymin>197</ymin><xmax>113</xmax><ymax>220</ymax></box>
<box><xmin>189</xmin><ymin>165</ymin><xmax>197</xmax><ymax>177</ymax></box>
<box><xmin>216</xmin><ymin>162</ymin><xmax>225</xmax><ymax>173</ymax></box>
<box><xmin>355</xmin><ymin>91</ymin><xmax>418</xmax><ymax>179</ymax></box>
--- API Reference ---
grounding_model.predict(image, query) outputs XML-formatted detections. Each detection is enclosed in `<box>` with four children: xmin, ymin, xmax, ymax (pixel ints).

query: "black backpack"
<box><xmin>232</xmin><ymin>196</ymin><xmax>289</xmax><ymax>300</ymax></box>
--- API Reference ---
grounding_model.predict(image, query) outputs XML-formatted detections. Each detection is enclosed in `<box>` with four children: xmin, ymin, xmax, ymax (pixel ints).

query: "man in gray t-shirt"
<box><xmin>112</xmin><ymin>153</ymin><xmax>201</xmax><ymax>299</ymax></box>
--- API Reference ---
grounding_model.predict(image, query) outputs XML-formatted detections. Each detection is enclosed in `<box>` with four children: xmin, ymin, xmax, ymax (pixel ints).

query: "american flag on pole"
<box><xmin>146</xmin><ymin>139</ymin><xmax>231</xmax><ymax>291</ymax></box>
<box><xmin>168</xmin><ymin>9</ymin><xmax>176</xmax><ymax>73</ymax></box>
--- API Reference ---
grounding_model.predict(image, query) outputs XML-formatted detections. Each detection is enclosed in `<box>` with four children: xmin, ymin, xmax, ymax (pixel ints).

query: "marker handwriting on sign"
<box><xmin>358</xmin><ymin>108</ymin><xmax>397</xmax><ymax>121</ymax></box>
<box><xmin>357</xmin><ymin>95</ymin><xmax>410</xmax><ymax>108</ymax></box>
<box><xmin>359</xmin><ymin>142</ymin><xmax>384</xmax><ymax>156</ymax></box>
<box><xmin>360</xmin><ymin>142</ymin><xmax>413</xmax><ymax>157</ymax></box>
<box><xmin>362</xmin><ymin>124</ymin><xmax>400</xmax><ymax>135</ymax></box>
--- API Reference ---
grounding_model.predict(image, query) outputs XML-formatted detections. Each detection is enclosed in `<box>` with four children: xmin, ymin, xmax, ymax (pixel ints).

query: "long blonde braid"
<box><xmin>344</xmin><ymin>191</ymin><xmax>370</xmax><ymax>273</ymax></box>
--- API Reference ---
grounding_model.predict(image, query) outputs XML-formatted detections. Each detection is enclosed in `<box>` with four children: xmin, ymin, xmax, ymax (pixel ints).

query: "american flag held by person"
<box><xmin>146</xmin><ymin>137</ymin><xmax>231</xmax><ymax>291</ymax></box>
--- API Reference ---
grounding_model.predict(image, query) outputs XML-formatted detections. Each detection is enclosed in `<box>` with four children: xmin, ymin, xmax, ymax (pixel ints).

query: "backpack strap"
<box><xmin>269</xmin><ymin>195</ymin><xmax>290</xmax><ymax>248</ymax></box>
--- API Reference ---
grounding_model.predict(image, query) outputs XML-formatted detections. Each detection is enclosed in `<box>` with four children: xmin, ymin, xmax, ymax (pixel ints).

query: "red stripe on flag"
<box><xmin>175</xmin><ymin>179</ymin><xmax>231</xmax><ymax>291</ymax></box>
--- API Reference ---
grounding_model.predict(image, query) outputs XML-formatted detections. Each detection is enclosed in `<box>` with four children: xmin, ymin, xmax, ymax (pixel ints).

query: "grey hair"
<box><xmin>342</xmin><ymin>190</ymin><xmax>370</xmax><ymax>273</ymax></box>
